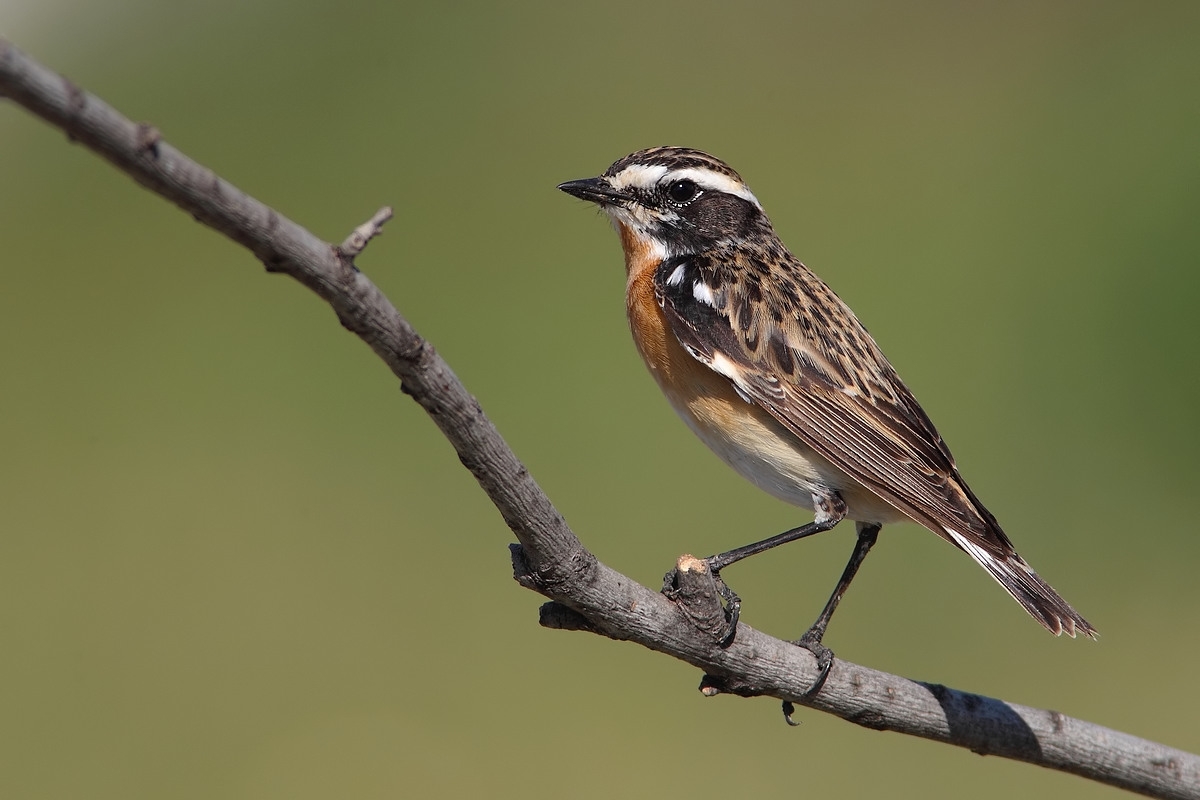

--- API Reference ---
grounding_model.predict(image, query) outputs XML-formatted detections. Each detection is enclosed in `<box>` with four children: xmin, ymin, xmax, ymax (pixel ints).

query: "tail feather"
<box><xmin>944</xmin><ymin>528</ymin><xmax>1097</xmax><ymax>639</ymax></box>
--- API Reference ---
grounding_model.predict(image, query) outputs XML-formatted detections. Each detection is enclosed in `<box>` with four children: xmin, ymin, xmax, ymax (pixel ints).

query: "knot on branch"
<box><xmin>509</xmin><ymin>542</ymin><xmax>598</xmax><ymax>597</ymax></box>
<box><xmin>698</xmin><ymin>672</ymin><xmax>769</xmax><ymax>698</ymax></box>
<box><xmin>538</xmin><ymin>601</ymin><xmax>609</xmax><ymax>635</ymax></box>
<box><xmin>134</xmin><ymin>123</ymin><xmax>161</xmax><ymax>155</ymax></box>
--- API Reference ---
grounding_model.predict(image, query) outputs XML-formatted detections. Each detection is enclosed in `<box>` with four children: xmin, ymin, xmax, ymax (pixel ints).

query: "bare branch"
<box><xmin>2</xmin><ymin>38</ymin><xmax>1196</xmax><ymax>800</ymax></box>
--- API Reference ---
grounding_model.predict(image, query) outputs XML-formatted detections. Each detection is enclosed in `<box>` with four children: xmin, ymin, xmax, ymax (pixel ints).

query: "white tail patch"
<box><xmin>944</xmin><ymin>526</ymin><xmax>1091</xmax><ymax>639</ymax></box>
<box><xmin>945</xmin><ymin>527</ymin><xmax>998</xmax><ymax>569</ymax></box>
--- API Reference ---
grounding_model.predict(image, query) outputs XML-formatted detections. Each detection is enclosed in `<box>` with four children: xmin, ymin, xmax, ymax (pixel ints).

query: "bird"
<box><xmin>558</xmin><ymin>146</ymin><xmax>1095</xmax><ymax>692</ymax></box>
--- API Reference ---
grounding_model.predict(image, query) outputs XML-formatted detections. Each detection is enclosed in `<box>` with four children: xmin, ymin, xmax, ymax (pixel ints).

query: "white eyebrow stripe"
<box><xmin>608</xmin><ymin>165</ymin><xmax>762</xmax><ymax>211</ymax></box>
<box><xmin>667</xmin><ymin>168</ymin><xmax>761</xmax><ymax>210</ymax></box>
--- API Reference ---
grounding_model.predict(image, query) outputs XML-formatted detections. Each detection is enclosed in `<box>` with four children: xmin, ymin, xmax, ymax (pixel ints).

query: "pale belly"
<box><xmin>665</xmin><ymin>388</ymin><xmax>908</xmax><ymax>527</ymax></box>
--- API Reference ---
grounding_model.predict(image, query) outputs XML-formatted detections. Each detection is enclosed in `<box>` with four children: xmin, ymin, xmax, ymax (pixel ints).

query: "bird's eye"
<box><xmin>666</xmin><ymin>179</ymin><xmax>700</xmax><ymax>204</ymax></box>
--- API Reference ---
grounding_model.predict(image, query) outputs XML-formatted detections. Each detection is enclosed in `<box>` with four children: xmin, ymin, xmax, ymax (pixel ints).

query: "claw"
<box><xmin>710</xmin><ymin>567</ymin><xmax>741</xmax><ymax>647</ymax></box>
<box><xmin>661</xmin><ymin>568</ymin><xmax>681</xmax><ymax>597</ymax></box>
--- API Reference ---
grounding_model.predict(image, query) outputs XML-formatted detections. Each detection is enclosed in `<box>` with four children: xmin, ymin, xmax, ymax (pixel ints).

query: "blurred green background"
<box><xmin>2</xmin><ymin>1</ymin><xmax>1198</xmax><ymax>797</ymax></box>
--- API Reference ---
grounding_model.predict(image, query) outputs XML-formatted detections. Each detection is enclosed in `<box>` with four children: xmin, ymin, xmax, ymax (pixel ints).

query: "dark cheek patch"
<box><xmin>685</xmin><ymin>194</ymin><xmax>756</xmax><ymax>239</ymax></box>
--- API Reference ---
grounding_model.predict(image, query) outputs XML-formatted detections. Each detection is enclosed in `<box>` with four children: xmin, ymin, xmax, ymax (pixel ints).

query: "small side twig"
<box><xmin>338</xmin><ymin>205</ymin><xmax>394</xmax><ymax>259</ymax></box>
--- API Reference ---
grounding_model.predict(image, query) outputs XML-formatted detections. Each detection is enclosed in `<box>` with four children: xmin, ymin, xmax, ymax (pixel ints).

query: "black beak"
<box><xmin>557</xmin><ymin>177</ymin><xmax>631</xmax><ymax>206</ymax></box>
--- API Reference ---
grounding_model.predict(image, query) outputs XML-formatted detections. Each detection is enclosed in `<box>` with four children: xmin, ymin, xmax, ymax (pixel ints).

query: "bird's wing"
<box><xmin>654</xmin><ymin>251</ymin><xmax>1002</xmax><ymax>547</ymax></box>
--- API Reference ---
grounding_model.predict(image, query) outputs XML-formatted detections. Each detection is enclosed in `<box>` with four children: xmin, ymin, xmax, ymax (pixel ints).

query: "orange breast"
<box><xmin>619</xmin><ymin>223</ymin><xmax>736</xmax><ymax>410</ymax></box>
<box><xmin>619</xmin><ymin>223</ymin><xmax>792</xmax><ymax>476</ymax></box>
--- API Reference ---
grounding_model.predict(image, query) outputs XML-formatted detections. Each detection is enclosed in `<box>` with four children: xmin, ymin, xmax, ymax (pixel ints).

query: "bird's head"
<box><xmin>558</xmin><ymin>147</ymin><xmax>769</xmax><ymax>256</ymax></box>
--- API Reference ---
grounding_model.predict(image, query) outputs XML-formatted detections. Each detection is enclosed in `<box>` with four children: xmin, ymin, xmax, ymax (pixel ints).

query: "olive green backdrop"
<box><xmin>2</xmin><ymin>1</ymin><xmax>1197</xmax><ymax>798</ymax></box>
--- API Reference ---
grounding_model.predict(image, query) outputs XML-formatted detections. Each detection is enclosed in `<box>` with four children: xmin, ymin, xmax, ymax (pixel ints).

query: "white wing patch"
<box><xmin>680</xmin><ymin>343</ymin><xmax>749</xmax><ymax>400</ymax></box>
<box><xmin>666</xmin><ymin>263</ymin><xmax>687</xmax><ymax>286</ymax></box>
<box><xmin>692</xmin><ymin>280</ymin><xmax>717</xmax><ymax>307</ymax></box>
<box><xmin>709</xmin><ymin>351</ymin><xmax>756</xmax><ymax>404</ymax></box>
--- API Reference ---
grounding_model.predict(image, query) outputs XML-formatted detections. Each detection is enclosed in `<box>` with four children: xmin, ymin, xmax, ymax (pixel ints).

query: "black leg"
<box><xmin>707</xmin><ymin>492</ymin><xmax>847</xmax><ymax>572</ymax></box>
<box><xmin>792</xmin><ymin>522</ymin><xmax>881</xmax><ymax>697</ymax></box>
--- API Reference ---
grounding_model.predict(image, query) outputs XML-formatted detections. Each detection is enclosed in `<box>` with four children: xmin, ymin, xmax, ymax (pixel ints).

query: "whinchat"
<box><xmin>559</xmin><ymin>147</ymin><xmax>1095</xmax><ymax>690</ymax></box>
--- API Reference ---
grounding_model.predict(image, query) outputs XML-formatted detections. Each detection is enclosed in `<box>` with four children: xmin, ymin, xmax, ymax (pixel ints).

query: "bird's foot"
<box><xmin>779</xmin><ymin>630</ymin><xmax>835</xmax><ymax>724</ymax></box>
<box><xmin>710</xmin><ymin>568</ymin><xmax>741</xmax><ymax>647</ymax></box>
<box><xmin>790</xmin><ymin>628</ymin><xmax>834</xmax><ymax>698</ymax></box>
